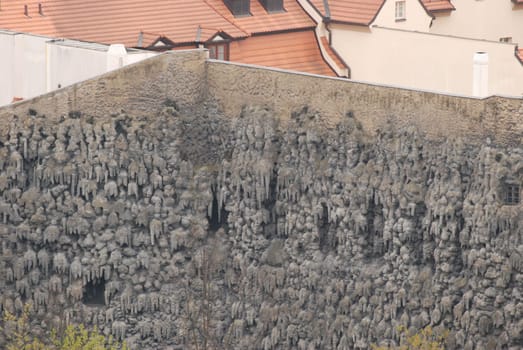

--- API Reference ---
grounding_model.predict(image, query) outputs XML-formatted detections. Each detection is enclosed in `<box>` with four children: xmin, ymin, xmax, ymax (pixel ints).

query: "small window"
<box><xmin>261</xmin><ymin>0</ymin><xmax>284</xmax><ymax>13</ymax></box>
<box><xmin>224</xmin><ymin>0</ymin><xmax>250</xmax><ymax>17</ymax></box>
<box><xmin>505</xmin><ymin>184</ymin><xmax>520</xmax><ymax>205</ymax></box>
<box><xmin>499</xmin><ymin>37</ymin><xmax>512</xmax><ymax>43</ymax></box>
<box><xmin>395</xmin><ymin>1</ymin><xmax>406</xmax><ymax>21</ymax></box>
<box><xmin>207</xmin><ymin>43</ymin><xmax>229</xmax><ymax>61</ymax></box>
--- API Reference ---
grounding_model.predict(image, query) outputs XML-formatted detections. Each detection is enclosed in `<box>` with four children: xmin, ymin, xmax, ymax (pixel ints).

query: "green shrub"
<box><xmin>2</xmin><ymin>304</ymin><xmax>128</xmax><ymax>350</ymax></box>
<box><xmin>372</xmin><ymin>326</ymin><xmax>447</xmax><ymax>350</ymax></box>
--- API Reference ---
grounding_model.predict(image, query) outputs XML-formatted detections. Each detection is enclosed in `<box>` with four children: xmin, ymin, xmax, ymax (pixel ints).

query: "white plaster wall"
<box><xmin>12</xmin><ymin>34</ymin><xmax>48</xmax><ymax>103</ymax></box>
<box><xmin>124</xmin><ymin>52</ymin><xmax>157</xmax><ymax>66</ymax></box>
<box><xmin>48</xmin><ymin>45</ymin><xmax>156</xmax><ymax>91</ymax></box>
<box><xmin>330</xmin><ymin>25</ymin><xmax>523</xmax><ymax>96</ymax></box>
<box><xmin>0</xmin><ymin>33</ymin><xmax>15</xmax><ymax>106</ymax></box>
<box><xmin>430</xmin><ymin>0</ymin><xmax>523</xmax><ymax>45</ymax></box>
<box><xmin>373</xmin><ymin>0</ymin><xmax>432</xmax><ymax>31</ymax></box>
<box><xmin>0</xmin><ymin>31</ymin><xmax>158</xmax><ymax>107</ymax></box>
<box><xmin>47</xmin><ymin>43</ymin><xmax>108</xmax><ymax>91</ymax></box>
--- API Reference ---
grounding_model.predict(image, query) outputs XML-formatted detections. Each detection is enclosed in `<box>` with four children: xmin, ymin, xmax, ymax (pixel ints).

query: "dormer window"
<box><xmin>207</xmin><ymin>43</ymin><xmax>229</xmax><ymax>60</ymax></box>
<box><xmin>205</xmin><ymin>33</ymin><xmax>230</xmax><ymax>61</ymax></box>
<box><xmin>224</xmin><ymin>0</ymin><xmax>250</xmax><ymax>17</ymax></box>
<box><xmin>260</xmin><ymin>0</ymin><xmax>284</xmax><ymax>13</ymax></box>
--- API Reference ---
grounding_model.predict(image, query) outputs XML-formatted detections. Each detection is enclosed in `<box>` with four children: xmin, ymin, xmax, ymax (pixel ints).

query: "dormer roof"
<box><xmin>420</xmin><ymin>0</ymin><xmax>455</xmax><ymax>13</ymax></box>
<box><xmin>308</xmin><ymin>0</ymin><xmax>385</xmax><ymax>26</ymax></box>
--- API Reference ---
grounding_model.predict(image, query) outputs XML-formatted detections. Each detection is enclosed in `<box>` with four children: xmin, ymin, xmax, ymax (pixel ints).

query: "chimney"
<box><xmin>107</xmin><ymin>44</ymin><xmax>127</xmax><ymax>71</ymax></box>
<box><xmin>473</xmin><ymin>52</ymin><xmax>488</xmax><ymax>97</ymax></box>
<box><xmin>24</xmin><ymin>4</ymin><xmax>28</xmax><ymax>16</ymax></box>
<box><xmin>38</xmin><ymin>3</ymin><xmax>43</xmax><ymax>15</ymax></box>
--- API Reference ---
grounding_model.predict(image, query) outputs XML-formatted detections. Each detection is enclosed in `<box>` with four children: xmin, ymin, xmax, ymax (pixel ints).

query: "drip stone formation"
<box><xmin>0</xmin><ymin>103</ymin><xmax>521</xmax><ymax>350</ymax></box>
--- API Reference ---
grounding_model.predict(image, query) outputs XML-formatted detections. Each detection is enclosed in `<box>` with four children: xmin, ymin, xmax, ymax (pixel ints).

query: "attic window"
<box><xmin>395</xmin><ymin>1</ymin><xmax>406</xmax><ymax>21</ymax></box>
<box><xmin>260</xmin><ymin>0</ymin><xmax>284</xmax><ymax>13</ymax></box>
<box><xmin>224</xmin><ymin>0</ymin><xmax>250</xmax><ymax>17</ymax></box>
<box><xmin>207</xmin><ymin>43</ymin><xmax>229</xmax><ymax>60</ymax></box>
<box><xmin>504</xmin><ymin>183</ymin><xmax>520</xmax><ymax>205</ymax></box>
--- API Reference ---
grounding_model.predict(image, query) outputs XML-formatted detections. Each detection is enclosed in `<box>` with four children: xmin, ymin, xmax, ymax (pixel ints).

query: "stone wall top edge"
<box><xmin>206</xmin><ymin>60</ymin><xmax>523</xmax><ymax>147</ymax></box>
<box><xmin>206</xmin><ymin>60</ymin><xmax>523</xmax><ymax>102</ymax></box>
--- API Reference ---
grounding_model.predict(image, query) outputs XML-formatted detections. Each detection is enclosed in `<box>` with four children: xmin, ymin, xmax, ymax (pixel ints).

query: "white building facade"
<box><xmin>299</xmin><ymin>0</ymin><xmax>523</xmax><ymax>97</ymax></box>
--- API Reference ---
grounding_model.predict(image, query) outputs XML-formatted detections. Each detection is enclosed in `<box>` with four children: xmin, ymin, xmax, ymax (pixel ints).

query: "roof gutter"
<box><xmin>325</xmin><ymin>19</ymin><xmax>371</xmax><ymax>27</ymax></box>
<box><xmin>250</xmin><ymin>26</ymin><xmax>316</xmax><ymax>37</ymax></box>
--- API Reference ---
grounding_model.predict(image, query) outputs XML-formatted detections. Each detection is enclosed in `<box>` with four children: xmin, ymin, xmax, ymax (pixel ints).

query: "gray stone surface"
<box><xmin>0</xmin><ymin>102</ymin><xmax>521</xmax><ymax>350</ymax></box>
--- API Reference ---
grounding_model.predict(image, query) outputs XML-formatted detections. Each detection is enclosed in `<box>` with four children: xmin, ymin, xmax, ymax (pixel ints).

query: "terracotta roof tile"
<box><xmin>309</xmin><ymin>0</ymin><xmax>385</xmax><ymax>25</ymax></box>
<box><xmin>230</xmin><ymin>30</ymin><xmax>336</xmax><ymax>76</ymax></box>
<box><xmin>207</xmin><ymin>0</ymin><xmax>315</xmax><ymax>34</ymax></box>
<box><xmin>0</xmin><ymin>0</ymin><xmax>247</xmax><ymax>46</ymax></box>
<box><xmin>0</xmin><ymin>1</ymin><xmax>315</xmax><ymax>46</ymax></box>
<box><xmin>517</xmin><ymin>48</ymin><xmax>523</xmax><ymax>63</ymax></box>
<box><xmin>421</xmin><ymin>0</ymin><xmax>455</xmax><ymax>13</ymax></box>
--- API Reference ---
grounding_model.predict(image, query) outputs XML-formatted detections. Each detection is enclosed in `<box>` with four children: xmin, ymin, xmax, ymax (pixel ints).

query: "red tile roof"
<box><xmin>0</xmin><ymin>0</ymin><xmax>314</xmax><ymax>47</ymax></box>
<box><xmin>421</xmin><ymin>0</ymin><xmax>455</xmax><ymax>13</ymax></box>
<box><xmin>309</xmin><ymin>0</ymin><xmax>385</xmax><ymax>25</ymax></box>
<box><xmin>0</xmin><ymin>1</ymin><xmax>335</xmax><ymax>76</ymax></box>
<box><xmin>517</xmin><ymin>48</ymin><xmax>523</xmax><ymax>63</ymax></box>
<box><xmin>230</xmin><ymin>30</ymin><xmax>336</xmax><ymax>76</ymax></box>
<box><xmin>207</xmin><ymin>0</ymin><xmax>315</xmax><ymax>35</ymax></box>
<box><xmin>0</xmin><ymin>0</ymin><xmax>249</xmax><ymax>46</ymax></box>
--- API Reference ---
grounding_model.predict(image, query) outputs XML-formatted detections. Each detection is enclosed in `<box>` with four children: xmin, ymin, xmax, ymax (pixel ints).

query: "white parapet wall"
<box><xmin>0</xmin><ymin>31</ymin><xmax>49</xmax><ymax>106</ymax></box>
<box><xmin>0</xmin><ymin>30</ymin><xmax>157</xmax><ymax>106</ymax></box>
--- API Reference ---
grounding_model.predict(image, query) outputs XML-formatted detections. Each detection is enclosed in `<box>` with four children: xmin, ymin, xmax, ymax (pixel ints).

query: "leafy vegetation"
<box><xmin>2</xmin><ymin>304</ymin><xmax>128</xmax><ymax>350</ymax></box>
<box><xmin>372</xmin><ymin>326</ymin><xmax>447</xmax><ymax>350</ymax></box>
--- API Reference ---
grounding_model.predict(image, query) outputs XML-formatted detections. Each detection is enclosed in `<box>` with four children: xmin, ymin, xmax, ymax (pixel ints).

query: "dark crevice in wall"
<box><xmin>208</xmin><ymin>187</ymin><xmax>229</xmax><ymax>232</ymax></box>
<box><xmin>83</xmin><ymin>279</ymin><xmax>106</xmax><ymax>306</ymax></box>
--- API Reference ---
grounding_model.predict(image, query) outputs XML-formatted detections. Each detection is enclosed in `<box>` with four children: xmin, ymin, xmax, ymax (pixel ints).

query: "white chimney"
<box><xmin>473</xmin><ymin>52</ymin><xmax>488</xmax><ymax>97</ymax></box>
<box><xmin>107</xmin><ymin>44</ymin><xmax>127</xmax><ymax>71</ymax></box>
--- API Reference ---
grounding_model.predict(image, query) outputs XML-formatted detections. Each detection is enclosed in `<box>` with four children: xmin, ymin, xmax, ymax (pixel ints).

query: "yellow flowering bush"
<box><xmin>2</xmin><ymin>304</ymin><xmax>128</xmax><ymax>350</ymax></box>
<box><xmin>372</xmin><ymin>325</ymin><xmax>447</xmax><ymax>350</ymax></box>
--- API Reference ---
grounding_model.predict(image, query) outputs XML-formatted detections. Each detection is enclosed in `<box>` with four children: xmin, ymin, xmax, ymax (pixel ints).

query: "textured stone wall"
<box><xmin>0</xmin><ymin>102</ymin><xmax>521</xmax><ymax>349</ymax></box>
<box><xmin>207</xmin><ymin>61</ymin><xmax>523</xmax><ymax>146</ymax></box>
<box><xmin>0</xmin><ymin>49</ymin><xmax>207</xmax><ymax>136</ymax></box>
<box><xmin>0</xmin><ymin>52</ymin><xmax>521</xmax><ymax>350</ymax></box>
